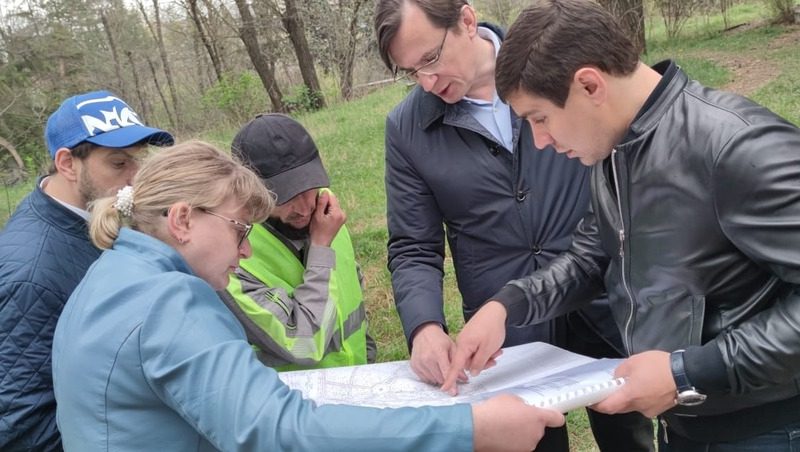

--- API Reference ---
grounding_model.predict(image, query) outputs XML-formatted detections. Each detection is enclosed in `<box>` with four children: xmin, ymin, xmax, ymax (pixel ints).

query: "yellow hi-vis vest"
<box><xmin>226</xmin><ymin>222</ymin><xmax>368</xmax><ymax>371</ymax></box>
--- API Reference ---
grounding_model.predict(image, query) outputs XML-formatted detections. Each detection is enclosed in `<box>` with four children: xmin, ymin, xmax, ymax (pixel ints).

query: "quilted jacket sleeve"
<box><xmin>0</xmin><ymin>281</ymin><xmax>63</xmax><ymax>451</ymax></box>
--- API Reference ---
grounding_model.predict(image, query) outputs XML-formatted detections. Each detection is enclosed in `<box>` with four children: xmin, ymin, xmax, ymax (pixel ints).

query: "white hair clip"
<box><xmin>113</xmin><ymin>185</ymin><xmax>135</xmax><ymax>217</ymax></box>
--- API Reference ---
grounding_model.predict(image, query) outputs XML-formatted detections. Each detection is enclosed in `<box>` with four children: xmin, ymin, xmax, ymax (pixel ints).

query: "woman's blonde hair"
<box><xmin>90</xmin><ymin>140</ymin><xmax>274</xmax><ymax>249</ymax></box>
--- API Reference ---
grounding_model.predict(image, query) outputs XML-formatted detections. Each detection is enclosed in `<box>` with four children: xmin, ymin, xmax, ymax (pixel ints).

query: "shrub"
<box><xmin>765</xmin><ymin>0</ymin><xmax>797</xmax><ymax>24</ymax></box>
<box><xmin>284</xmin><ymin>85</ymin><xmax>324</xmax><ymax>114</ymax></box>
<box><xmin>202</xmin><ymin>72</ymin><xmax>268</xmax><ymax>122</ymax></box>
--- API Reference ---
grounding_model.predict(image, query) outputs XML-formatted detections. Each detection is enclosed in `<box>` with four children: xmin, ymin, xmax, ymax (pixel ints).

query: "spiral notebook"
<box><xmin>482</xmin><ymin>359</ymin><xmax>626</xmax><ymax>412</ymax></box>
<box><xmin>279</xmin><ymin>342</ymin><xmax>624</xmax><ymax>412</ymax></box>
<box><xmin>529</xmin><ymin>376</ymin><xmax>625</xmax><ymax>412</ymax></box>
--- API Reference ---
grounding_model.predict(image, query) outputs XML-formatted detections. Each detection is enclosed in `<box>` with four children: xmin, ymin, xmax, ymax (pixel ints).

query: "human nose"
<box><xmin>417</xmin><ymin>73</ymin><xmax>438</xmax><ymax>92</ymax></box>
<box><xmin>239</xmin><ymin>237</ymin><xmax>252</xmax><ymax>259</ymax></box>
<box><xmin>294</xmin><ymin>204</ymin><xmax>311</xmax><ymax>220</ymax></box>
<box><xmin>301</xmin><ymin>191</ymin><xmax>319</xmax><ymax>215</ymax></box>
<box><xmin>530</xmin><ymin>122</ymin><xmax>554</xmax><ymax>149</ymax></box>
<box><xmin>125</xmin><ymin>161</ymin><xmax>140</xmax><ymax>185</ymax></box>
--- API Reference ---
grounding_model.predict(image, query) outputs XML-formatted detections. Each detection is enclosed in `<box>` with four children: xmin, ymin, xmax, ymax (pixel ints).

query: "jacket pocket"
<box><xmin>630</xmin><ymin>289</ymin><xmax>705</xmax><ymax>352</ymax></box>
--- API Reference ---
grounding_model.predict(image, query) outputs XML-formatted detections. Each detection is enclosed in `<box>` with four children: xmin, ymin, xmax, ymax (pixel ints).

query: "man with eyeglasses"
<box><xmin>0</xmin><ymin>90</ymin><xmax>173</xmax><ymax>451</ymax></box>
<box><xmin>220</xmin><ymin>113</ymin><xmax>376</xmax><ymax>371</ymax></box>
<box><xmin>373</xmin><ymin>1</ymin><xmax>653</xmax><ymax>450</ymax></box>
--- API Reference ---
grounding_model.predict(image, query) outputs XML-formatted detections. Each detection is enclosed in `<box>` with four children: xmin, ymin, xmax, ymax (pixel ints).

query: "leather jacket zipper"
<box><xmin>611</xmin><ymin>149</ymin><xmax>636</xmax><ymax>353</ymax></box>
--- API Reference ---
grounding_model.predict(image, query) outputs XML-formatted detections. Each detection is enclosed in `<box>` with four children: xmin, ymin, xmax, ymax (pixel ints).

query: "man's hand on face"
<box><xmin>309</xmin><ymin>190</ymin><xmax>346</xmax><ymax>247</ymax></box>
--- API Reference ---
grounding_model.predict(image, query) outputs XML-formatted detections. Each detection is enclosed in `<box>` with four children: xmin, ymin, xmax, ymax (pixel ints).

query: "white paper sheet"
<box><xmin>278</xmin><ymin>342</ymin><xmax>624</xmax><ymax>412</ymax></box>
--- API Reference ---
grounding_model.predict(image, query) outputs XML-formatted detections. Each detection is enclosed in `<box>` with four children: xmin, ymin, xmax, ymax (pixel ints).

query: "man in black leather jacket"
<box><xmin>374</xmin><ymin>0</ymin><xmax>654</xmax><ymax>450</ymax></box>
<box><xmin>446</xmin><ymin>0</ymin><xmax>800</xmax><ymax>450</ymax></box>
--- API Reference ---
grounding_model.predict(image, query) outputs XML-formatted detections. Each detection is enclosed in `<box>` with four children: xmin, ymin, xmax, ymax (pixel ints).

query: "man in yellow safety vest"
<box><xmin>222</xmin><ymin>114</ymin><xmax>375</xmax><ymax>370</ymax></box>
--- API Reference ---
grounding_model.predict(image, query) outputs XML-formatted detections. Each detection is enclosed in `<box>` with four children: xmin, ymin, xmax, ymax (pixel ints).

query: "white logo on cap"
<box><xmin>78</xmin><ymin>96</ymin><xmax>144</xmax><ymax>136</ymax></box>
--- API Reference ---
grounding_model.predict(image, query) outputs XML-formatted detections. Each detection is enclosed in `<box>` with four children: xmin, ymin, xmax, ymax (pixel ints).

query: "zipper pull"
<box><xmin>618</xmin><ymin>229</ymin><xmax>625</xmax><ymax>257</ymax></box>
<box><xmin>660</xmin><ymin>418</ymin><xmax>669</xmax><ymax>444</ymax></box>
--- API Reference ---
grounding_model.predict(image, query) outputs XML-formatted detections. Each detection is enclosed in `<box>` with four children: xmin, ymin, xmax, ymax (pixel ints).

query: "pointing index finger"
<box><xmin>442</xmin><ymin>344</ymin><xmax>472</xmax><ymax>395</ymax></box>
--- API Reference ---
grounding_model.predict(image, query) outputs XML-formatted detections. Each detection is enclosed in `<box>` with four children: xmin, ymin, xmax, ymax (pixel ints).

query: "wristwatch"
<box><xmin>670</xmin><ymin>349</ymin><xmax>707</xmax><ymax>406</ymax></box>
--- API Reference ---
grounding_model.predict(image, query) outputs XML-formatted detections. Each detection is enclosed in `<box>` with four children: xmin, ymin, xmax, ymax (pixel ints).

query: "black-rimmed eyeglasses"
<box><xmin>393</xmin><ymin>28</ymin><xmax>449</xmax><ymax>82</ymax></box>
<box><xmin>199</xmin><ymin>208</ymin><xmax>253</xmax><ymax>249</ymax></box>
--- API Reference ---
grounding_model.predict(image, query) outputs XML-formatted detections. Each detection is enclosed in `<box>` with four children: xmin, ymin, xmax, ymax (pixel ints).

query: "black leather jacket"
<box><xmin>495</xmin><ymin>61</ymin><xmax>800</xmax><ymax>419</ymax></box>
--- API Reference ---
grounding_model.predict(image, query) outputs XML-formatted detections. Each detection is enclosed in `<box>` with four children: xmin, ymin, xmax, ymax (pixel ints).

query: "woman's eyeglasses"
<box><xmin>198</xmin><ymin>208</ymin><xmax>253</xmax><ymax>249</ymax></box>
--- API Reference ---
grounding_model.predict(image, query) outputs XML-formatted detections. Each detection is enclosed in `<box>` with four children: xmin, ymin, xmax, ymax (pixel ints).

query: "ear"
<box><xmin>573</xmin><ymin>67</ymin><xmax>607</xmax><ymax>106</ymax></box>
<box><xmin>53</xmin><ymin>148</ymin><xmax>79</xmax><ymax>182</ymax></box>
<box><xmin>166</xmin><ymin>202</ymin><xmax>193</xmax><ymax>245</ymax></box>
<box><xmin>459</xmin><ymin>4</ymin><xmax>478</xmax><ymax>36</ymax></box>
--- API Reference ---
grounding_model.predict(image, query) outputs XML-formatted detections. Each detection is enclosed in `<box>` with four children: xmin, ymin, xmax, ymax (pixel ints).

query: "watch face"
<box><xmin>677</xmin><ymin>390</ymin><xmax>707</xmax><ymax>406</ymax></box>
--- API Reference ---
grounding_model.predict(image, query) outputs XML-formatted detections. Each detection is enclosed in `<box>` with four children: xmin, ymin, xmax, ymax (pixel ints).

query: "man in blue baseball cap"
<box><xmin>0</xmin><ymin>90</ymin><xmax>173</xmax><ymax>451</ymax></box>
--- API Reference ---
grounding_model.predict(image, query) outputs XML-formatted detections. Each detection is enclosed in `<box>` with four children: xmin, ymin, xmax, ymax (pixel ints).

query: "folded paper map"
<box><xmin>278</xmin><ymin>341</ymin><xmax>624</xmax><ymax>412</ymax></box>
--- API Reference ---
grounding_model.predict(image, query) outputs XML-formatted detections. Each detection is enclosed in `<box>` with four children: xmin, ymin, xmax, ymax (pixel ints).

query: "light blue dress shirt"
<box><xmin>462</xmin><ymin>27</ymin><xmax>514</xmax><ymax>152</ymax></box>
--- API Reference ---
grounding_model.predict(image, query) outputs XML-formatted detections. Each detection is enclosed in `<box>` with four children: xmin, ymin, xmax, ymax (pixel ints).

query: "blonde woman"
<box><xmin>51</xmin><ymin>141</ymin><xmax>562</xmax><ymax>452</ymax></box>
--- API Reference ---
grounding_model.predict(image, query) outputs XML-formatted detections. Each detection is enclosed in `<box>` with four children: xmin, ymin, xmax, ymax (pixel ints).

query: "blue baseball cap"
<box><xmin>45</xmin><ymin>90</ymin><xmax>174</xmax><ymax>158</ymax></box>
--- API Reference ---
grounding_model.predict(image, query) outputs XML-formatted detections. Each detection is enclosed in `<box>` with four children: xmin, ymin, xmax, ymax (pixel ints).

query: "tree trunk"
<box><xmin>99</xmin><ymin>11</ymin><xmax>126</xmax><ymax>99</ymax></box>
<box><xmin>0</xmin><ymin>135</ymin><xmax>24</xmax><ymax>170</ymax></box>
<box><xmin>192</xmin><ymin>38</ymin><xmax>211</xmax><ymax>92</ymax></box>
<box><xmin>280</xmin><ymin>0</ymin><xmax>325</xmax><ymax>109</ymax></box>
<box><xmin>233</xmin><ymin>0</ymin><xmax>285</xmax><ymax>113</ymax></box>
<box><xmin>599</xmin><ymin>0</ymin><xmax>646</xmax><ymax>54</ymax></box>
<box><xmin>185</xmin><ymin>0</ymin><xmax>223</xmax><ymax>83</ymax></box>
<box><xmin>125</xmin><ymin>50</ymin><xmax>151</xmax><ymax>121</ymax></box>
<box><xmin>147</xmin><ymin>58</ymin><xmax>176</xmax><ymax>128</ymax></box>
<box><xmin>138</xmin><ymin>0</ymin><xmax>182</xmax><ymax>127</ymax></box>
<box><xmin>202</xmin><ymin>0</ymin><xmax>231</xmax><ymax>75</ymax></box>
<box><xmin>336</xmin><ymin>0</ymin><xmax>365</xmax><ymax>100</ymax></box>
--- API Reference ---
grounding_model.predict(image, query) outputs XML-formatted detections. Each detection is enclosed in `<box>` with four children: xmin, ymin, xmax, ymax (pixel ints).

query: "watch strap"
<box><xmin>670</xmin><ymin>349</ymin><xmax>693</xmax><ymax>392</ymax></box>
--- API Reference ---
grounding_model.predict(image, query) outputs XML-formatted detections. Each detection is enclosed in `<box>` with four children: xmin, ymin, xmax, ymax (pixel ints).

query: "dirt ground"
<box><xmin>708</xmin><ymin>23</ymin><xmax>800</xmax><ymax>95</ymax></box>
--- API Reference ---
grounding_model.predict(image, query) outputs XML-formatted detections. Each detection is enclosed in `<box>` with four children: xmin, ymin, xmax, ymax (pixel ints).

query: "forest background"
<box><xmin>1</xmin><ymin>0</ymin><xmax>799</xmax><ymax>449</ymax></box>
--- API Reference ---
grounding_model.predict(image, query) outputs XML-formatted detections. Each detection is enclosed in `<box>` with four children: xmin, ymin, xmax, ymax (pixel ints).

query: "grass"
<box><xmin>1</xmin><ymin>178</ymin><xmax>35</xmax><ymax>227</ymax></box>
<box><xmin>1</xmin><ymin>4</ymin><xmax>798</xmax><ymax>450</ymax></box>
<box><xmin>751</xmin><ymin>44</ymin><xmax>800</xmax><ymax>125</ymax></box>
<box><xmin>644</xmin><ymin>1</ymin><xmax>776</xmax><ymax>52</ymax></box>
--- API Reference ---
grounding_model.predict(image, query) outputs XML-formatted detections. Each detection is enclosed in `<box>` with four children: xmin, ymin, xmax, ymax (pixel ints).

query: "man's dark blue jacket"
<box><xmin>0</xmin><ymin>180</ymin><xmax>100</xmax><ymax>451</ymax></box>
<box><xmin>385</xmin><ymin>24</ymin><xmax>622</xmax><ymax>353</ymax></box>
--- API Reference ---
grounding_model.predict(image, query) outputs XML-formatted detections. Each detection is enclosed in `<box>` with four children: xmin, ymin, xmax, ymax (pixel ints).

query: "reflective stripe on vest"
<box><xmin>227</xmin><ymin>221</ymin><xmax>367</xmax><ymax>371</ymax></box>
